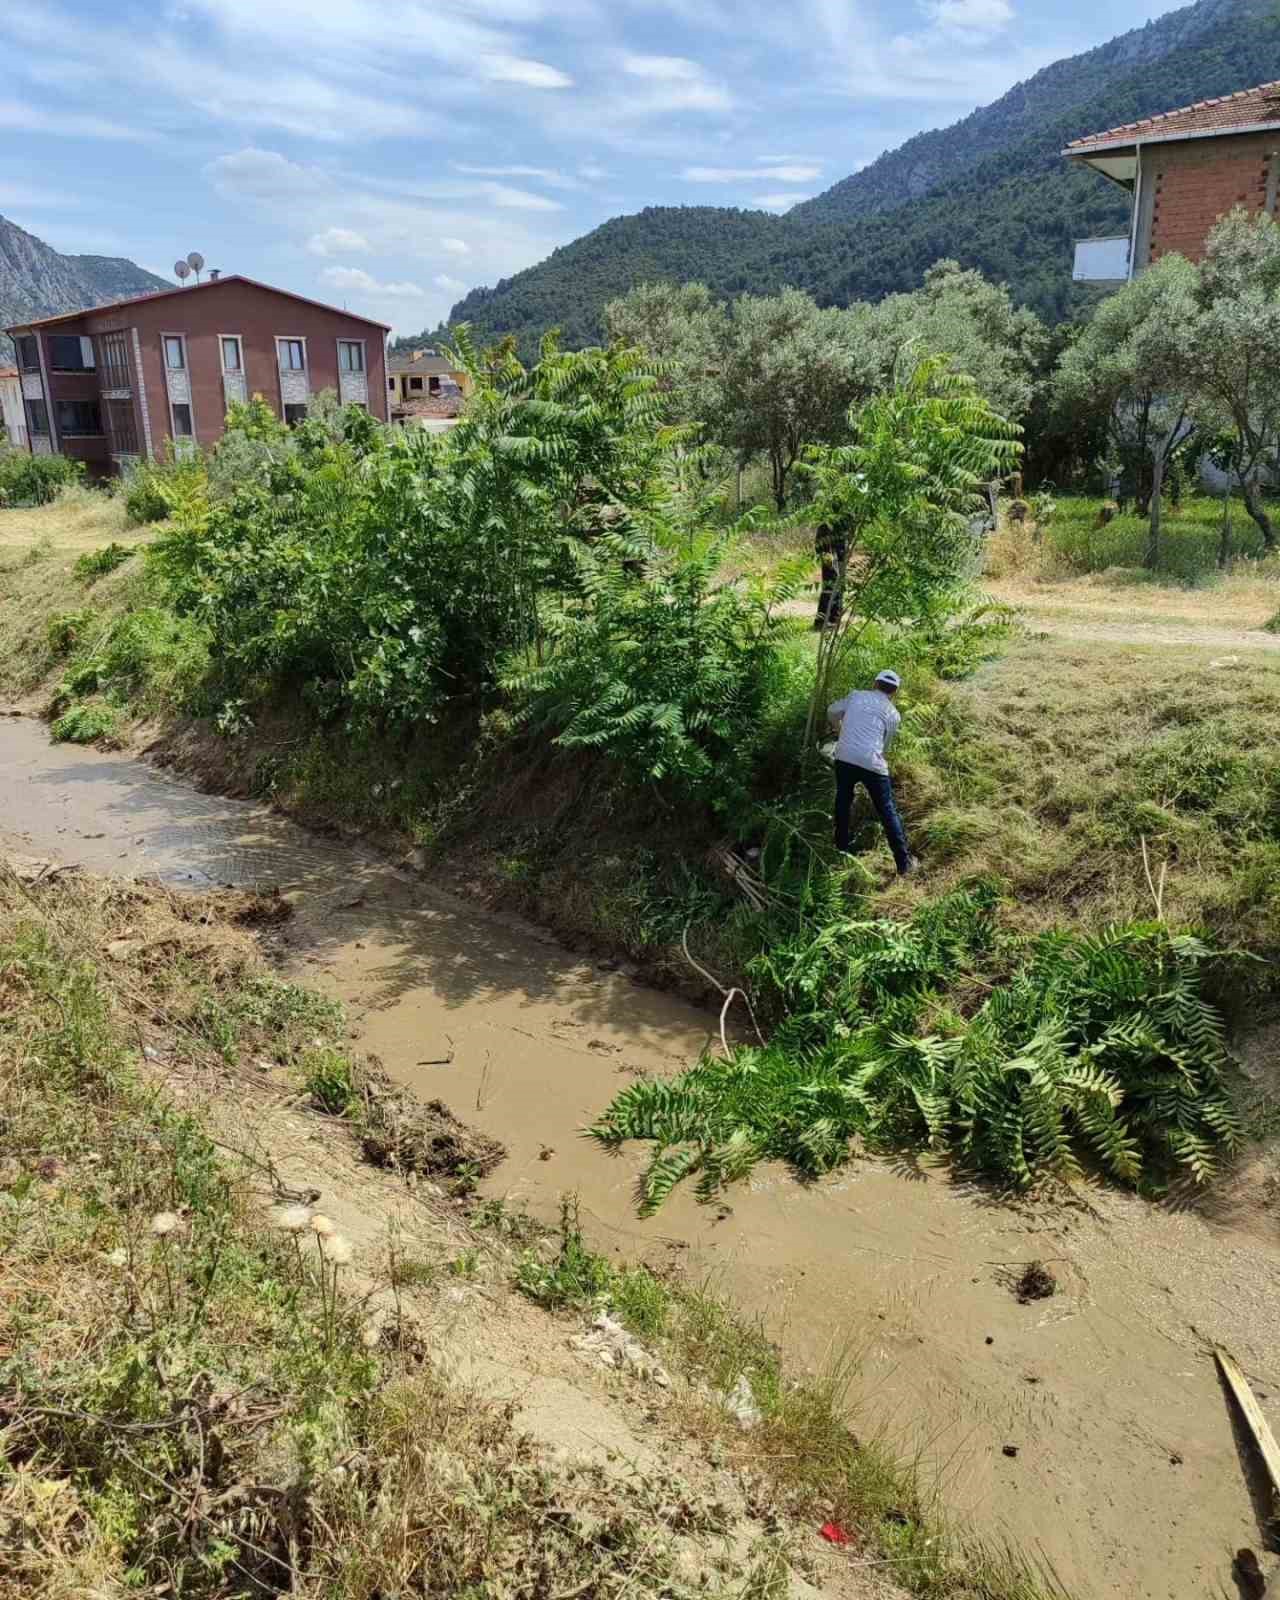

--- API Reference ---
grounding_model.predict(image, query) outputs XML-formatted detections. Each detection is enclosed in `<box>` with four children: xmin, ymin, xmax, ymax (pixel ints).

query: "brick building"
<box><xmin>1066</xmin><ymin>80</ymin><xmax>1280</xmax><ymax>283</ymax></box>
<box><xmin>5</xmin><ymin>275</ymin><xmax>390</xmax><ymax>477</ymax></box>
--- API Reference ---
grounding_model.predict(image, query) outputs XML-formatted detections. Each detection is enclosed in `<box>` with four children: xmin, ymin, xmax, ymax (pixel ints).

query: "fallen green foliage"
<box><xmin>593</xmin><ymin>884</ymin><xmax>1242</xmax><ymax>1204</ymax></box>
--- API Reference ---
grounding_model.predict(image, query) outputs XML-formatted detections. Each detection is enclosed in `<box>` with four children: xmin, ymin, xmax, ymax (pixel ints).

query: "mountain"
<box><xmin>425</xmin><ymin>0</ymin><xmax>1280</xmax><ymax>353</ymax></box>
<box><xmin>0</xmin><ymin>216</ymin><xmax>170</xmax><ymax>357</ymax></box>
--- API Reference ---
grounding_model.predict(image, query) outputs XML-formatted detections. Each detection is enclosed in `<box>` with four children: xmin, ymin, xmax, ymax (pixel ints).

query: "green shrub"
<box><xmin>74</xmin><ymin>542</ymin><xmax>134</xmax><ymax>580</ymax></box>
<box><xmin>0</xmin><ymin>450</ymin><xmax>84</xmax><ymax>506</ymax></box>
<box><xmin>302</xmin><ymin>1047</ymin><xmax>359</xmax><ymax>1114</ymax></box>
<box><xmin>51</xmin><ymin>700</ymin><xmax>118</xmax><ymax>745</ymax></box>
<box><xmin>46</xmin><ymin>607</ymin><xmax>95</xmax><ymax>656</ymax></box>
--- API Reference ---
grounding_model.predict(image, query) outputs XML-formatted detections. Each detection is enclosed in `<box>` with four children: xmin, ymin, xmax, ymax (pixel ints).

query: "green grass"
<box><xmin>1038</xmin><ymin>492</ymin><xmax>1267</xmax><ymax>583</ymax></box>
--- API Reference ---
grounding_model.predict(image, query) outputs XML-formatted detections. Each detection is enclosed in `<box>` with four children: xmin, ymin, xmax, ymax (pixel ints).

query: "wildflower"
<box><xmin>272</xmin><ymin>1204</ymin><xmax>312</xmax><ymax>1233</ymax></box>
<box><xmin>150</xmin><ymin>1212</ymin><xmax>181</xmax><ymax>1237</ymax></box>
<box><xmin>360</xmin><ymin>1320</ymin><xmax>381</xmax><ymax>1349</ymax></box>
<box><xmin>321</xmin><ymin>1233</ymin><xmax>353</xmax><ymax>1266</ymax></box>
<box><xmin>309</xmin><ymin>1214</ymin><xmax>336</xmax><ymax>1238</ymax></box>
<box><xmin>105</xmin><ymin>1247</ymin><xmax>128</xmax><ymax>1268</ymax></box>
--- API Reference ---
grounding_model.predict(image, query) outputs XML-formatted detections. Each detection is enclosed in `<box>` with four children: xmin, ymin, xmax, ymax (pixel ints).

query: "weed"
<box><xmin>46</xmin><ymin>607</ymin><xmax>95</xmax><ymax>656</ymax></box>
<box><xmin>73</xmin><ymin>542</ymin><xmax>134</xmax><ymax>581</ymax></box>
<box><xmin>302</xmin><ymin>1047</ymin><xmax>360</xmax><ymax>1115</ymax></box>
<box><xmin>517</xmin><ymin>1196</ymin><xmax>613</xmax><ymax>1308</ymax></box>
<box><xmin>50</xmin><ymin>700</ymin><xmax>118</xmax><ymax>745</ymax></box>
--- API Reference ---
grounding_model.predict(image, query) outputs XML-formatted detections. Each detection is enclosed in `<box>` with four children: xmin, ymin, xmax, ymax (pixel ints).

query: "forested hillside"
<box><xmin>425</xmin><ymin>0</ymin><xmax>1280</xmax><ymax>352</ymax></box>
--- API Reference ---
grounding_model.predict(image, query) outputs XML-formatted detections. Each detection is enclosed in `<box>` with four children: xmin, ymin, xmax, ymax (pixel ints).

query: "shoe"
<box><xmin>897</xmin><ymin>857</ymin><xmax>918</xmax><ymax>877</ymax></box>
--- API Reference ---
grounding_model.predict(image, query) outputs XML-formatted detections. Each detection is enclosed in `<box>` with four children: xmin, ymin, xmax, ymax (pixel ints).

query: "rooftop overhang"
<box><xmin>1066</xmin><ymin>147</ymin><xmax>1137</xmax><ymax>188</ymax></box>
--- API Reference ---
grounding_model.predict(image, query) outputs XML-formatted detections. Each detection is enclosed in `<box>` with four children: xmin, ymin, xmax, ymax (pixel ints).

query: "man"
<box><xmin>828</xmin><ymin>670</ymin><xmax>915</xmax><ymax>875</ymax></box>
<box><xmin>813</xmin><ymin>521</ymin><xmax>847</xmax><ymax>631</ymax></box>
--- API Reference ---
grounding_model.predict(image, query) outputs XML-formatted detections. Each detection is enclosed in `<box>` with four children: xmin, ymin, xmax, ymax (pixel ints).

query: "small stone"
<box><xmin>1002</xmin><ymin>1444</ymin><xmax>1018</xmax><ymax>1459</ymax></box>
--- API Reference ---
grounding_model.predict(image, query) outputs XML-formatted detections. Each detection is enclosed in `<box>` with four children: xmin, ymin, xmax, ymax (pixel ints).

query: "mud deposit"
<box><xmin>4</xmin><ymin>716</ymin><xmax>1280</xmax><ymax>1600</ymax></box>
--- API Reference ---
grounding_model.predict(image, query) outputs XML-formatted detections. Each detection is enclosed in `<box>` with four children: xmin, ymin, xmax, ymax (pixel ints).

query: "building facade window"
<box><xmin>409</xmin><ymin>376</ymin><xmax>423</xmax><ymax>392</ymax></box>
<box><xmin>105</xmin><ymin>398</ymin><xmax>139</xmax><ymax>456</ymax></box>
<box><xmin>170</xmin><ymin>402</ymin><xmax>194</xmax><ymax>439</ymax></box>
<box><xmin>283</xmin><ymin>403</ymin><xmax>308</xmax><ymax>426</ymax></box>
<box><xmin>15</xmin><ymin>335</ymin><xmax>39</xmax><ymax>371</ymax></box>
<box><xmin>338</xmin><ymin>340</ymin><xmax>365</xmax><ymax>373</ymax></box>
<box><xmin>55</xmin><ymin>400</ymin><xmax>103</xmax><ymax>436</ymax></box>
<box><xmin>388</xmin><ymin>377</ymin><xmax>395</xmax><ymax>392</ymax></box>
<box><xmin>49</xmin><ymin>335</ymin><xmax>94</xmax><ymax>372</ymax></box>
<box><xmin>221</xmin><ymin>336</ymin><xmax>243</xmax><ymax>373</ymax></box>
<box><xmin>278</xmin><ymin>339</ymin><xmax>306</xmax><ymax>371</ymax></box>
<box><xmin>97</xmin><ymin>330</ymin><xmax>132</xmax><ymax>392</ymax></box>
<box><xmin>25</xmin><ymin>398</ymin><xmax>49</xmax><ymax>436</ymax></box>
<box><xmin>163</xmin><ymin>335</ymin><xmax>186</xmax><ymax>370</ymax></box>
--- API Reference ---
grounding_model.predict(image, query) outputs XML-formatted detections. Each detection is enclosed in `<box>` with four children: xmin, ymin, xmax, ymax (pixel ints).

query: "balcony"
<box><xmin>1073</xmin><ymin>236</ymin><xmax>1130</xmax><ymax>283</ymax></box>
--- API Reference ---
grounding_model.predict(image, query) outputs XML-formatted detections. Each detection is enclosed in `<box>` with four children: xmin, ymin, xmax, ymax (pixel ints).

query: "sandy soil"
<box><xmin>4</xmin><ymin>714</ymin><xmax>1280</xmax><ymax>1600</ymax></box>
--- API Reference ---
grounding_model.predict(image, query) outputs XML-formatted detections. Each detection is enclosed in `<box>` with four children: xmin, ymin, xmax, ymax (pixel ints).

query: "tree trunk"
<box><xmin>1241</xmin><ymin>477</ymin><xmax>1275</xmax><ymax>550</ymax></box>
<box><xmin>1145</xmin><ymin>449</ymin><xmax>1165</xmax><ymax>571</ymax></box>
<box><xmin>1218</xmin><ymin>489</ymin><xmax>1233</xmax><ymax>570</ymax></box>
<box><xmin>770</xmin><ymin>448</ymin><xmax>787</xmax><ymax>511</ymax></box>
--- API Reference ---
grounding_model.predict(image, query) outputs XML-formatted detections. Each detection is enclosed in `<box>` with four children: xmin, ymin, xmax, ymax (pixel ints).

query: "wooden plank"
<box><xmin>1216</xmin><ymin>1345</ymin><xmax>1280</xmax><ymax>1503</ymax></box>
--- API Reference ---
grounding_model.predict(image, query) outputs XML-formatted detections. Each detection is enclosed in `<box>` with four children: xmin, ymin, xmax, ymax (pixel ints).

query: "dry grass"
<box><xmin>989</xmin><ymin>567</ymin><xmax>1280</xmax><ymax>632</ymax></box>
<box><xmin>880</xmin><ymin>632</ymin><xmax>1280</xmax><ymax>954</ymax></box>
<box><xmin>0</xmin><ymin>485</ymin><xmax>143</xmax><ymax>552</ymax></box>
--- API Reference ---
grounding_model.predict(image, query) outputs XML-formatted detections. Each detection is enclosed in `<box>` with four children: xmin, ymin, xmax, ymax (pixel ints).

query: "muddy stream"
<box><xmin>4</xmin><ymin>715</ymin><xmax>1279</xmax><ymax>1600</ymax></box>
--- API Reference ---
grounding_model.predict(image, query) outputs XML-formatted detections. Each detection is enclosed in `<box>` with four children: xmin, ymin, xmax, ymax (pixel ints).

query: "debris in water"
<box><xmin>358</xmin><ymin>1067</ymin><xmax>505</xmax><ymax>1185</ymax></box>
<box><xmin>1014</xmin><ymin>1260</ymin><xmax>1057</xmax><ymax>1303</ymax></box>
<box><xmin>1002</xmin><ymin>1444</ymin><xmax>1019</xmax><ymax>1459</ymax></box>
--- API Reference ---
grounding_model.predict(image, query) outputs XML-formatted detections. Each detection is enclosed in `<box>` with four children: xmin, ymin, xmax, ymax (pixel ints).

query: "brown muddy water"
<box><xmin>4</xmin><ymin>714</ymin><xmax>1279</xmax><ymax>1600</ymax></box>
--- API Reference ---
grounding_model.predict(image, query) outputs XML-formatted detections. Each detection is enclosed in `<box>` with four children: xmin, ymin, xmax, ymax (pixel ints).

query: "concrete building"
<box><xmin>1066</xmin><ymin>80</ymin><xmax>1280</xmax><ymax>284</ymax></box>
<box><xmin>387</xmin><ymin>348</ymin><xmax>471</xmax><ymax>409</ymax></box>
<box><xmin>0</xmin><ymin>365</ymin><xmax>24</xmax><ymax>450</ymax></box>
<box><xmin>5</xmin><ymin>275</ymin><xmax>390</xmax><ymax>477</ymax></box>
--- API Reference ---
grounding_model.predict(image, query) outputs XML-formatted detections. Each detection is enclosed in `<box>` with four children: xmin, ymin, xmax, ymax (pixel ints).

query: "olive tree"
<box><xmin>1055</xmin><ymin>255</ymin><xmax>1199</xmax><ymax>568</ymax></box>
<box><xmin>856</xmin><ymin>260</ymin><xmax>1048</xmax><ymax>422</ymax></box>
<box><xmin>709</xmin><ymin>289</ymin><xmax>875</xmax><ymax>510</ymax></box>
<box><xmin>1180</xmin><ymin>209</ymin><xmax>1280</xmax><ymax>550</ymax></box>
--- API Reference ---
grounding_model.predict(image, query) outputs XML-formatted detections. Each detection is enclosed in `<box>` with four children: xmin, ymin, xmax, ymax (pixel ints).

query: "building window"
<box><xmin>220</xmin><ymin>336</ymin><xmax>243</xmax><ymax>373</ymax></box>
<box><xmin>106</xmin><ymin>398</ymin><xmax>139</xmax><ymax>456</ymax></box>
<box><xmin>25</xmin><ymin>398</ymin><xmax>49</xmax><ymax>436</ymax></box>
<box><xmin>284</xmin><ymin>403</ymin><xmax>308</xmax><ymax>427</ymax></box>
<box><xmin>409</xmin><ymin>375</ymin><xmax>423</xmax><ymax>392</ymax></box>
<box><xmin>49</xmin><ymin>335</ymin><xmax>94</xmax><ymax>372</ymax></box>
<box><xmin>15</xmin><ymin>335</ymin><xmax>39</xmax><ymax>371</ymax></box>
<box><xmin>97</xmin><ymin>330</ymin><xmax>132</xmax><ymax>392</ymax></box>
<box><xmin>170</xmin><ymin>402</ymin><xmax>194</xmax><ymax>439</ymax></box>
<box><xmin>388</xmin><ymin>377</ymin><xmax>395</xmax><ymax>392</ymax></box>
<box><xmin>278</xmin><ymin>339</ymin><xmax>306</xmax><ymax>371</ymax></box>
<box><xmin>429</xmin><ymin>376</ymin><xmax>441</xmax><ymax>395</ymax></box>
<box><xmin>338</xmin><ymin>340</ymin><xmax>365</xmax><ymax>373</ymax></box>
<box><xmin>55</xmin><ymin>400</ymin><xmax>103</xmax><ymax>437</ymax></box>
<box><xmin>163</xmin><ymin>336</ymin><xmax>186</xmax><ymax>370</ymax></box>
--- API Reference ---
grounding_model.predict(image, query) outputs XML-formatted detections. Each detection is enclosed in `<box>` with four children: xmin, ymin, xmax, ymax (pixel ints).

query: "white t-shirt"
<box><xmin>828</xmin><ymin>689</ymin><xmax>900</xmax><ymax>775</ymax></box>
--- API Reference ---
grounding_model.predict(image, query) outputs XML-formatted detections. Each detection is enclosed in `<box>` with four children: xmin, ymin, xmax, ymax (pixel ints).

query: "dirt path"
<box><xmin>5</xmin><ymin>714</ymin><xmax>1280</xmax><ymax>1600</ymax></box>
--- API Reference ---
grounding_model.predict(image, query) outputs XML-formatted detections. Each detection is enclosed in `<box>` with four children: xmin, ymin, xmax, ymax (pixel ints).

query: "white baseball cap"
<box><xmin>875</xmin><ymin>669</ymin><xmax>901</xmax><ymax>689</ymax></box>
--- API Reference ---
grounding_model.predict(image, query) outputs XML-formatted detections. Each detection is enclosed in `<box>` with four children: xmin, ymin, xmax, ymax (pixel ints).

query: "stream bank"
<box><xmin>4</xmin><ymin>714</ymin><xmax>1279</xmax><ymax>1600</ymax></box>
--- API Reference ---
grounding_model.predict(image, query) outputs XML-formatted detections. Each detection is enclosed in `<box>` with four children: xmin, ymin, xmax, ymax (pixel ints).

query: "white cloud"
<box><xmin>441</xmin><ymin>237</ymin><xmax>471</xmax><ymax>255</ymax></box>
<box><xmin>206</xmin><ymin>148</ymin><xmax>321</xmax><ymax>202</ymax></box>
<box><xmin>683</xmin><ymin>163</ymin><xmax>821</xmax><ymax>183</ymax></box>
<box><xmin>921</xmin><ymin>0</ymin><xmax>1014</xmax><ymax>33</ymax></box>
<box><xmin>622</xmin><ymin>54</ymin><xmax>704</xmax><ymax>80</ymax></box>
<box><xmin>321</xmin><ymin>266</ymin><xmax>425</xmax><ymax>297</ymax></box>
<box><xmin>0</xmin><ymin>98</ymin><xmax>147</xmax><ymax>141</ymax></box>
<box><xmin>754</xmin><ymin>192</ymin><xmax>813</xmax><ymax>211</ymax></box>
<box><xmin>481</xmin><ymin>54</ymin><xmax>572</xmax><ymax>88</ymax></box>
<box><xmin>486</xmin><ymin>184</ymin><xmax>564</xmax><ymax>211</ymax></box>
<box><xmin>578</xmin><ymin>161</ymin><xmax>608</xmax><ymax>181</ymax></box>
<box><xmin>454</xmin><ymin>162</ymin><xmax>580</xmax><ymax>188</ymax></box>
<box><xmin>433</xmin><ymin>273</ymin><xmax>467</xmax><ymax>291</ymax></box>
<box><xmin>307</xmin><ymin>226</ymin><xmax>372</xmax><ymax>256</ymax></box>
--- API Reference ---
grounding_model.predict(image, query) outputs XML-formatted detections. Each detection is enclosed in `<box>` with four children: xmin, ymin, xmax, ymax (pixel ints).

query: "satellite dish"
<box><xmin>187</xmin><ymin>251</ymin><xmax>204</xmax><ymax>273</ymax></box>
<box><xmin>174</xmin><ymin>260</ymin><xmax>191</xmax><ymax>282</ymax></box>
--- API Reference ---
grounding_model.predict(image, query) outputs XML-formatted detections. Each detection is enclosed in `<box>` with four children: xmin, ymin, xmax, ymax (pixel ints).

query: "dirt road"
<box><xmin>4</xmin><ymin>713</ymin><xmax>1279</xmax><ymax>1600</ymax></box>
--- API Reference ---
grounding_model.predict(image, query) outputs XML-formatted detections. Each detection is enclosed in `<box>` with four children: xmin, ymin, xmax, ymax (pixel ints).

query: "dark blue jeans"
<box><xmin>834</xmin><ymin>761</ymin><xmax>911</xmax><ymax>872</ymax></box>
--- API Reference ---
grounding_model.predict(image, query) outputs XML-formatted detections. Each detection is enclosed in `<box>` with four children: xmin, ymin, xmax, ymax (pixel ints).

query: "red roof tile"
<box><xmin>1067</xmin><ymin>79</ymin><xmax>1280</xmax><ymax>153</ymax></box>
<box><xmin>5</xmin><ymin>274</ymin><xmax>391</xmax><ymax>334</ymax></box>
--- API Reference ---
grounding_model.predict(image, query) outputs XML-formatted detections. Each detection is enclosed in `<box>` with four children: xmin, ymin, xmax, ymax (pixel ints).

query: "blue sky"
<box><xmin>1</xmin><ymin>0</ymin><xmax>1182</xmax><ymax>337</ymax></box>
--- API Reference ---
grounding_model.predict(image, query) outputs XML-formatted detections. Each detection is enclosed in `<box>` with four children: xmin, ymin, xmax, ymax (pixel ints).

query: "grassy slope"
<box><xmin>0</xmin><ymin>864</ymin><xmax>1052</xmax><ymax>1600</ymax></box>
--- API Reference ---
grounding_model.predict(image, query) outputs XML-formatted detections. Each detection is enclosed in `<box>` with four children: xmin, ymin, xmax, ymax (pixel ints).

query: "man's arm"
<box><xmin>883</xmin><ymin>706</ymin><xmax>900</xmax><ymax>751</ymax></box>
<box><xmin>827</xmin><ymin>697</ymin><xmax>846</xmax><ymax>734</ymax></box>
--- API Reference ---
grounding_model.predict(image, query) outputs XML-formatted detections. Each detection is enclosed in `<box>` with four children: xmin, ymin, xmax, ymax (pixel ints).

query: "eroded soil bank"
<box><xmin>4</xmin><ymin>715</ymin><xmax>1279</xmax><ymax>1600</ymax></box>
